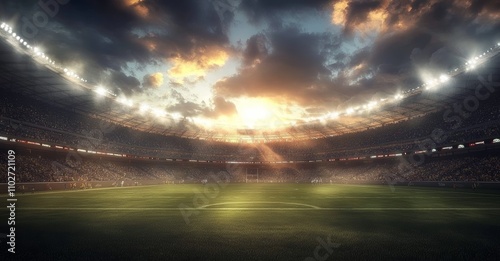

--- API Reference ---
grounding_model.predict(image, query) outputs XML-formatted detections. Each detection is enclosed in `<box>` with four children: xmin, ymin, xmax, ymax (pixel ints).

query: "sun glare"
<box><xmin>235</xmin><ymin>98</ymin><xmax>275</xmax><ymax>128</ymax></box>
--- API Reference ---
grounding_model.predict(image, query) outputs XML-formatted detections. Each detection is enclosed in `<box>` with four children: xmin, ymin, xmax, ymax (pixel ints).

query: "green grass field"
<box><xmin>1</xmin><ymin>184</ymin><xmax>500</xmax><ymax>260</ymax></box>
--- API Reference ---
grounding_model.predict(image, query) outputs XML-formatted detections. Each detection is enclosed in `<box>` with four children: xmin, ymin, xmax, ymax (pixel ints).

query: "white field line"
<box><xmin>0</xmin><ymin>184</ymin><xmax>169</xmax><ymax>196</ymax></box>
<box><xmin>323</xmin><ymin>196</ymin><xmax>498</xmax><ymax>199</ymax></box>
<box><xmin>18</xmin><ymin>207</ymin><xmax>500</xmax><ymax>211</ymax></box>
<box><xmin>401</xmin><ymin>187</ymin><xmax>500</xmax><ymax>197</ymax></box>
<box><xmin>199</xmin><ymin>201</ymin><xmax>321</xmax><ymax>209</ymax></box>
<box><xmin>27</xmin><ymin>196</ymin><xmax>187</xmax><ymax>199</ymax></box>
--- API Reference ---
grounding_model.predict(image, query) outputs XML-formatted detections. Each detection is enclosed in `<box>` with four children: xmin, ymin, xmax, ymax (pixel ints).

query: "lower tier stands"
<box><xmin>1</xmin><ymin>145</ymin><xmax>499</xmax><ymax>184</ymax></box>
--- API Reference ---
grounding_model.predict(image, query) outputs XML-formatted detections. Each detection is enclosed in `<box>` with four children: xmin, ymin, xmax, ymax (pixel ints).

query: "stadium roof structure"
<box><xmin>1</xmin><ymin>30</ymin><xmax>500</xmax><ymax>143</ymax></box>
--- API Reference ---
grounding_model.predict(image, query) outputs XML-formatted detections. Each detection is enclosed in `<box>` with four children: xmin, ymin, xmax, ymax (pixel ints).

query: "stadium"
<box><xmin>1</xmin><ymin>1</ymin><xmax>500</xmax><ymax>260</ymax></box>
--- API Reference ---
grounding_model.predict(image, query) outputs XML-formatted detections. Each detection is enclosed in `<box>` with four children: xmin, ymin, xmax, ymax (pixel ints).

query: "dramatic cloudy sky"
<box><xmin>1</xmin><ymin>0</ymin><xmax>500</xmax><ymax>129</ymax></box>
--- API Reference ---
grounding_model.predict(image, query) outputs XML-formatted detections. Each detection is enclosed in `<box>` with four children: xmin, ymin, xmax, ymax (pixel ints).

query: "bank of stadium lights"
<box><xmin>328</xmin><ymin>112</ymin><xmax>339</xmax><ymax>119</ymax></box>
<box><xmin>152</xmin><ymin>108</ymin><xmax>167</xmax><ymax>117</ymax></box>
<box><xmin>1</xmin><ymin>22</ymin><xmax>12</xmax><ymax>34</ymax></box>
<box><xmin>94</xmin><ymin>86</ymin><xmax>108</xmax><ymax>96</ymax></box>
<box><xmin>365</xmin><ymin>101</ymin><xmax>379</xmax><ymax>110</ymax></box>
<box><xmin>424</xmin><ymin>73</ymin><xmax>451</xmax><ymax>90</ymax></box>
<box><xmin>2</xmin><ymin>19</ymin><xmax>499</xmax><ymax>130</ymax></box>
<box><xmin>394</xmin><ymin>94</ymin><xmax>403</xmax><ymax>101</ymax></box>
<box><xmin>465</xmin><ymin>58</ymin><xmax>477</xmax><ymax>71</ymax></box>
<box><xmin>439</xmin><ymin>74</ymin><xmax>450</xmax><ymax>83</ymax></box>
<box><xmin>1</xmin><ymin>21</ymin><xmax>87</xmax><ymax>83</ymax></box>
<box><xmin>464</xmin><ymin>49</ymin><xmax>496</xmax><ymax>71</ymax></box>
<box><xmin>33</xmin><ymin>46</ymin><xmax>54</xmax><ymax>64</ymax></box>
<box><xmin>117</xmin><ymin>97</ymin><xmax>134</xmax><ymax>107</ymax></box>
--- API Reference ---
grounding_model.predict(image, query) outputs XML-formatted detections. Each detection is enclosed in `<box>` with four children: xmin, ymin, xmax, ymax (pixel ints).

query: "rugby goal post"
<box><xmin>246</xmin><ymin>168</ymin><xmax>259</xmax><ymax>183</ymax></box>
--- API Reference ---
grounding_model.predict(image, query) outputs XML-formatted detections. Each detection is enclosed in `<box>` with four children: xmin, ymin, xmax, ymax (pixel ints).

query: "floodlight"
<box><xmin>95</xmin><ymin>86</ymin><xmax>107</xmax><ymax>96</ymax></box>
<box><xmin>171</xmin><ymin>112</ymin><xmax>182</xmax><ymax>120</ymax></box>
<box><xmin>152</xmin><ymin>108</ymin><xmax>166</xmax><ymax>117</ymax></box>
<box><xmin>118</xmin><ymin>97</ymin><xmax>128</xmax><ymax>106</ymax></box>
<box><xmin>425</xmin><ymin>79</ymin><xmax>438</xmax><ymax>89</ymax></box>
<box><xmin>329</xmin><ymin>112</ymin><xmax>339</xmax><ymax>119</ymax></box>
<box><xmin>439</xmin><ymin>74</ymin><xmax>449</xmax><ymax>83</ymax></box>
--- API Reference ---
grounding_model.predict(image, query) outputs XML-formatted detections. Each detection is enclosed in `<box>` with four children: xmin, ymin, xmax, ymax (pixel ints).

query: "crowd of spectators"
<box><xmin>1</xmin><ymin>150</ymin><xmax>498</xmax><ymax>184</ymax></box>
<box><xmin>405</xmin><ymin>156</ymin><xmax>500</xmax><ymax>182</ymax></box>
<box><xmin>1</xmin><ymin>84</ymin><xmax>500</xmax><ymax>162</ymax></box>
<box><xmin>0</xmin><ymin>153</ymin><xmax>177</xmax><ymax>183</ymax></box>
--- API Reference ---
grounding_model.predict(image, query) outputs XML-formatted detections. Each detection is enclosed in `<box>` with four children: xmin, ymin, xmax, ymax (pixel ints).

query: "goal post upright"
<box><xmin>246</xmin><ymin>168</ymin><xmax>259</xmax><ymax>183</ymax></box>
